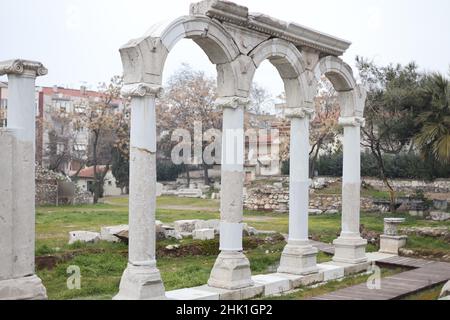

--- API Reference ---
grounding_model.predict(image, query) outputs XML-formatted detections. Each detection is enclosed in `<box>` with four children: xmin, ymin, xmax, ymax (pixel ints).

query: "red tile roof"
<box><xmin>71</xmin><ymin>165</ymin><xmax>108</xmax><ymax>179</ymax></box>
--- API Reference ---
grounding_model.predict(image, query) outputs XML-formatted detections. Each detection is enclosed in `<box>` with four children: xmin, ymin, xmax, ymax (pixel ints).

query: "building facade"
<box><xmin>0</xmin><ymin>83</ymin><xmax>123</xmax><ymax>174</ymax></box>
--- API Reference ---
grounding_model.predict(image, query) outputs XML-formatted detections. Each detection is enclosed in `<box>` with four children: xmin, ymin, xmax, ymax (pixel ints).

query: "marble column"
<box><xmin>332</xmin><ymin>116</ymin><xmax>368</xmax><ymax>264</ymax></box>
<box><xmin>114</xmin><ymin>83</ymin><xmax>165</xmax><ymax>300</ymax></box>
<box><xmin>278</xmin><ymin>107</ymin><xmax>319</xmax><ymax>275</ymax></box>
<box><xmin>208</xmin><ymin>96</ymin><xmax>253</xmax><ymax>290</ymax></box>
<box><xmin>0</xmin><ymin>59</ymin><xmax>48</xmax><ymax>300</ymax></box>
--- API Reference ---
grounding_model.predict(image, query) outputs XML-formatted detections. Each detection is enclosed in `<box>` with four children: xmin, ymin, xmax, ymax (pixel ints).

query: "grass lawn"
<box><xmin>35</xmin><ymin>196</ymin><xmax>450</xmax><ymax>300</ymax></box>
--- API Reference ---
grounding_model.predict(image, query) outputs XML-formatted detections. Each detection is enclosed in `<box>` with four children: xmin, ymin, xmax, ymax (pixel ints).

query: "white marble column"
<box><xmin>114</xmin><ymin>83</ymin><xmax>165</xmax><ymax>300</ymax></box>
<box><xmin>278</xmin><ymin>107</ymin><xmax>319</xmax><ymax>275</ymax></box>
<box><xmin>208</xmin><ymin>96</ymin><xmax>253</xmax><ymax>290</ymax></box>
<box><xmin>0</xmin><ymin>59</ymin><xmax>48</xmax><ymax>300</ymax></box>
<box><xmin>332</xmin><ymin>116</ymin><xmax>368</xmax><ymax>265</ymax></box>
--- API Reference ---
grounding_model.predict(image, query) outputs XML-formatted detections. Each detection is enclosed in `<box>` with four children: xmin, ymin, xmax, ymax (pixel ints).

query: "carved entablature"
<box><xmin>190</xmin><ymin>0</ymin><xmax>351</xmax><ymax>56</ymax></box>
<box><xmin>0</xmin><ymin>59</ymin><xmax>48</xmax><ymax>78</ymax></box>
<box><xmin>121</xmin><ymin>83</ymin><xmax>163</xmax><ymax>98</ymax></box>
<box><xmin>214</xmin><ymin>96</ymin><xmax>250</xmax><ymax>110</ymax></box>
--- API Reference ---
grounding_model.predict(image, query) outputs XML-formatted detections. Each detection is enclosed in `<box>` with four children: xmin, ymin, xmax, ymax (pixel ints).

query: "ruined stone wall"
<box><xmin>243</xmin><ymin>184</ymin><xmax>376</xmax><ymax>214</ymax></box>
<box><xmin>35</xmin><ymin>166</ymin><xmax>93</xmax><ymax>206</ymax></box>
<box><xmin>363</xmin><ymin>178</ymin><xmax>450</xmax><ymax>193</ymax></box>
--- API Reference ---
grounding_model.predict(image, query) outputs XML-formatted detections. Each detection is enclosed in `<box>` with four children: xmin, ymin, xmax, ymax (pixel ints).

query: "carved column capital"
<box><xmin>0</xmin><ymin>59</ymin><xmax>48</xmax><ymax>78</ymax></box>
<box><xmin>285</xmin><ymin>107</ymin><xmax>315</xmax><ymax>119</ymax></box>
<box><xmin>214</xmin><ymin>96</ymin><xmax>250</xmax><ymax>110</ymax></box>
<box><xmin>338</xmin><ymin>116</ymin><xmax>366</xmax><ymax>128</ymax></box>
<box><xmin>121</xmin><ymin>83</ymin><xmax>163</xmax><ymax>98</ymax></box>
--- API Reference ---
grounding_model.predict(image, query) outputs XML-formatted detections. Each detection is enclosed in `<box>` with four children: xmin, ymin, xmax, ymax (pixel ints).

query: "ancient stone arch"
<box><xmin>0</xmin><ymin>0</ymin><xmax>367</xmax><ymax>301</ymax></box>
<box><xmin>112</xmin><ymin>0</ymin><xmax>368</xmax><ymax>300</ymax></box>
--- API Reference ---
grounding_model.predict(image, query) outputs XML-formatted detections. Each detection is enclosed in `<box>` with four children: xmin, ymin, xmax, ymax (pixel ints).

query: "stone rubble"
<box><xmin>68</xmin><ymin>231</ymin><xmax>101</xmax><ymax>245</ymax></box>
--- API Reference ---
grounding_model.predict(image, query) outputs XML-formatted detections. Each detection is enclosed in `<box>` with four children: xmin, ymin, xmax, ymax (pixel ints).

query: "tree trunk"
<box><xmin>93</xmin><ymin>132</ymin><xmax>100</xmax><ymax>204</ymax></box>
<box><xmin>185</xmin><ymin>165</ymin><xmax>191</xmax><ymax>187</ymax></box>
<box><xmin>203</xmin><ymin>164</ymin><xmax>210</xmax><ymax>186</ymax></box>
<box><xmin>371</xmin><ymin>144</ymin><xmax>396</xmax><ymax>212</ymax></box>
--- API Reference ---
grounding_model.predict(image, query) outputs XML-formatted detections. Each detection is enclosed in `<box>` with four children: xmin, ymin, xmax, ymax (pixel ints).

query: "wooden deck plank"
<box><xmin>311</xmin><ymin>260</ymin><xmax>450</xmax><ymax>300</ymax></box>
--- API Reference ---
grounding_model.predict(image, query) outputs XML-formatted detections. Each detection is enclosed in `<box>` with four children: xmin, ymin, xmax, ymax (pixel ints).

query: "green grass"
<box><xmin>402</xmin><ymin>284</ymin><xmax>444</xmax><ymax>300</ymax></box>
<box><xmin>35</xmin><ymin>196</ymin><xmax>450</xmax><ymax>300</ymax></box>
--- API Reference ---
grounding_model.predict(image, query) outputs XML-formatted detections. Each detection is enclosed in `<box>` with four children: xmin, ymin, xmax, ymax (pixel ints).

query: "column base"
<box><xmin>277</xmin><ymin>243</ymin><xmax>319</xmax><ymax>275</ymax></box>
<box><xmin>0</xmin><ymin>275</ymin><xmax>47</xmax><ymax>300</ymax></box>
<box><xmin>208</xmin><ymin>251</ymin><xmax>253</xmax><ymax>290</ymax></box>
<box><xmin>113</xmin><ymin>263</ymin><xmax>166</xmax><ymax>300</ymax></box>
<box><xmin>332</xmin><ymin>237</ymin><xmax>368</xmax><ymax>265</ymax></box>
<box><xmin>379</xmin><ymin>235</ymin><xmax>407</xmax><ymax>255</ymax></box>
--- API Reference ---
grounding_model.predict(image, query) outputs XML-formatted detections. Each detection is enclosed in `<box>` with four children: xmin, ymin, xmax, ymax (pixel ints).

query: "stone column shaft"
<box><xmin>332</xmin><ymin>116</ymin><xmax>367</xmax><ymax>265</ymax></box>
<box><xmin>0</xmin><ymin>59</ymin><xmax>47</xmax><ymax>300</ymax></box>
<box><xmin>208</xmin><ymin>97</ymin><xmax>253</xmax><ymax>290</ymax></box>
<box><xmin>289</xmin><ymin>116</ymin><xmax>309</xmax><ymax>242</ymax></box>
<box><xmin>114</xmin><ymin>83</ymin><xmax>165</xmax><ymax>300</ymax></box>
<box><xmin>278</xmin><ymin>107</ymin><xmax>318</xmax><ymax>275</ymax></box>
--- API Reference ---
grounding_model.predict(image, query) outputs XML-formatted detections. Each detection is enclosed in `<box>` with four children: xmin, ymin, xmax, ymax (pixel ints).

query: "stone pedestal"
<box><xmin>278</xmin><ymin>109</ymin><xmax>318</xmax><ymax>275</ymax></box>
<box><xmin>379</xmin><ymin>235</ymin><xmax>407</xmax><ymax>255</ymax></box>
<box><xmin>379</xmin><ymin>217</ymin><xmax>407</xmax><ymax>255</ymax></box>
<box><xmin>278</xmin><ymin>243</ymin><xmax>319</xmax><ymax>275</ymax></box>
<box><xmin>114</xmin><ymin>84</ymin><xmax>165</xmax><ymax>300</ymax></box>
<box><xmin>0</xmin><ymin>275</ymin><xmax>47</xmax><ymax>300</ymax></box>
<box><xmin>333</xmin><ymin>237</ymin><xmax>368</xmax><ymax>264</ymax></box>
<box><xmin>0</xmin><ymin>60</ymin><xmax>48</xmax><ymax>300</ymax></box>
<box><xmin>114</xmin><ymin>263</ymin><xmax>165</xmax><ymax>300</ymax></box>
<box><xmin>332</xmin><ymin>117</ymin><xmax>367</xmax><ymax>265</ymax></box>
<box><xmin>208</xmin><ymin>252</ymin><xmax>253</xmax><ymax>290</ymax></box>
<box><xmin>208</xmin><ymin>97</ymin><xmax>253</xmax><ymax>290</ymax></box>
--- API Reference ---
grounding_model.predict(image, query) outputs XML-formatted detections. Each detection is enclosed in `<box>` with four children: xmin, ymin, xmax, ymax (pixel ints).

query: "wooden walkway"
<box><xmin>309</xmin><ymin>241</ymin><xmax>450</xmax><ymax>300</ymax></box>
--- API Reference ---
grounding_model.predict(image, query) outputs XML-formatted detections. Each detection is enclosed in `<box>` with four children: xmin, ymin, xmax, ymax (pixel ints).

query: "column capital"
<box><xmin>214</xmin><ymin>96</ymin><xmax>250</xmax><ymax>110</ymax></box>
<box><xmin>285</xmin><ymin>107</ymin><xmax>315</xmax><ymax>119</ymax></box>
<box><xmin>0</xmin><ymin>59</ymin><xmax>48</xmax><ymax>78</ymax></box>
<box><xmin>121</xmin><ymin>83</ymin><xmax>163</xmax><ymax>98</ymax></box>
<box><xmin>339</xmin><ymin>116</ymin><xmax>365</xmax><ymax>127</ymax></box>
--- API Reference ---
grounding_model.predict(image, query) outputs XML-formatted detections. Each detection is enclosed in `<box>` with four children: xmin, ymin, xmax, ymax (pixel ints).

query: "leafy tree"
<box><xmin>356</xmin><ymin>57</ymin><xmax>425</xmax><ymax>211</ymax></box>
<box><xmin>414</xmin><ymin>73</ymin><xmax>450</xmax><ymax>165</ymax></box>
<box><xmin>157</xmin><ymin>64</ymin><xmax>220</xmax><ymax>186</ymax></box>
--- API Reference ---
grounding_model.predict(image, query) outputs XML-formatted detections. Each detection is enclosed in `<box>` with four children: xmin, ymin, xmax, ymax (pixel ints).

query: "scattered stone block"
<box><xmin>433</xmin><ymin>199</ymin><xmax>448</xmax><ymax>211</ymax></box>
<box><xmin>164</xmin><ymin>228</ymin><xmax>183</xmax><ymax>240</ymax></box>
<box><xmin>68</xmin><ymin>231</ymin><xmax>100</xmax><ymax>245</ymax></box>
<box><xmin>195</xmin><ymin>220</ymin><xmax>220</xmax><ymax>234</ymax></box>
<box><xmin>174</xmin><ymin>220</ymin><xmax>200</xmax><ymax>233</ymax></box>
<box><xmin>308</xmin><ymin>209</ymin><xmax>323</xmax><ymax>215</ymax></box>
<box><xmin>177</xmin><ymin>188</ymin><xmax>203</xmax><ymax>198</ymax></box>
<box><xmin>430</xmin><ymin>211</ymin><xmax>450</xmax><ymax>222</ymax></box>
<box><xmin>439</xmin><ymin>281</ymin><xmax>450</xmax><ymax>300</ymax></box>
<box><xmin>100</xmin><ymin>225</ymin><xmax>129</xmax><ymax>242</ymax></box>
<box><xmin>193</xmin><ymin>228</ymin><xmax>215</xmax><ymax>240</ymax></box>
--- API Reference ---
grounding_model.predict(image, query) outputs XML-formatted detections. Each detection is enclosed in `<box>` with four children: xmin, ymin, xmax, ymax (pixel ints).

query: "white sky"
<box><xmin>1</xmin><ymin>0</ymin><xmax>449</xmax><ymax>97</ymax></box>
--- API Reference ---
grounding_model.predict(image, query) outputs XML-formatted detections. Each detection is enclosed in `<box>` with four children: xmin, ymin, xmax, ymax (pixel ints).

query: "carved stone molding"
<box><xmin>0</xmin><ymin>59</ymin><xmax>48</xmax><ymax>78</ymax></box>
<box><xmin>214</xmin><ymin>96</ymin><xmax>250</xmax><ymax>110</ymax></box>
<box><xmin>121</xmin><ymin>83</ymin><xmax>163</xmax><ymax>98</ymax></box>
<box><xmin>190</xmin><ymin>0</ymin><xmax>351</xmax><ymax>56</ymax></box>
<box><xmin>285</xmin><ymin>107</ymin><xmax>315</xmax><ymax>119</ymax></box>
<box><xmin>338</xmin><ymin>116</ymin><xmax>366</xmax><ymax>128</ymax></box>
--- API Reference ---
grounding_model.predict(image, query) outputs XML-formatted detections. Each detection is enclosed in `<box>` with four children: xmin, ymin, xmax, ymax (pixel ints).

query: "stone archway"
<box><xmin>313</xmin><ymin>56</ymin><xmax>368</xmax><ymax>264</ymax></box>
<box><xmin>115</xmin><ymin>0</ymin><xmax>368</xmax><ymax>300</ymax></box>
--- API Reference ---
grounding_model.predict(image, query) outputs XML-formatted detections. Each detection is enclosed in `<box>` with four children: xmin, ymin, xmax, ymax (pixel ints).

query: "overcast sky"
<box><xmin>1</xmin><ymin>0</ymin><xmax>449</xmax><ymax>97</ymax></box>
